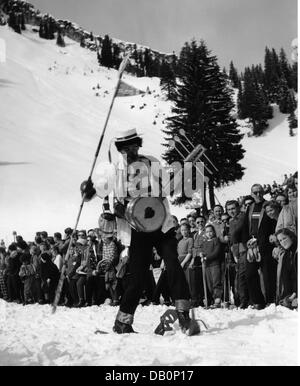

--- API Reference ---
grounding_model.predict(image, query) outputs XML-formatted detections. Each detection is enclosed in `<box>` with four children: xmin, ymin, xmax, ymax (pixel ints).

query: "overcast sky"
<box><xmin>31</xmin><ymin>0</ymin><xmax>297</xmax><ymax>72</ymax></box>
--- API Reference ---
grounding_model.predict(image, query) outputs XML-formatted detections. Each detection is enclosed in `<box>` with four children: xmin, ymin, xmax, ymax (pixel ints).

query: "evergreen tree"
<box><xmin>144</xmin><ymin>48</ymin><xmax>153</xmax><ymax>77</ymax></box>
<box><xmin>100</xmin><ymin>34</ymin><xmax>113</xmax><ymax>68</ymax></box>
<box><xmin>229</xmin><ymin>61</ymin><xmax>239</xmax><ymax>88</ymax></box>
<box><xmin>278</xmin><ymin>77</ymin><xmax>292</xmax><ymax>113</ymax></box>
<box><xmin>237</xmin><ymin>79</ymin><xmax>246</xmax><ymax>119</ymax></box>
<box><xmin>288</xmin><ymin>110</ymin><xmax>297</xmax><ymax>135</ymax></box>
<box><xmin>112</xmin><ymin>43</ymin><xmax>121</xmax><ymax>69</ymax></box>
<box><xmin>163</xmin><ymin>39</ymin><xmax>245</xmax><ymax>207</ymax></box>
<box><xmin>291</xmin><ymin>62</ymin><xmax>298</xmax><ymax>92</ymax></box>
<box><xmin>160</xmin><ymin>59</ymin><xmax>177</xmax><ymax>98</ymax></box>
<box><xmin>80</xmin><ymin>35</ymin><xmax>86</xmax><ymax>48</ymax></box>
<box><xmin>264</xmin><ymin>47</ymin><xmax>280</xmax><ymax>102</ymax></box>
<box><xmin>21</xmin><ymin>11</ymin><xmax>25</xmax><ymax>30</ymax></box>
<box><xmin>137</xmin><ymin>50</ymin><xmax>145</xmax><ymax>76</ymax></box>
<box><xmin>56</xmin><ymin>30</ymin><xmax>65</xmax><ymax>47</ymax></box>
<box><xmin>279</xmin><ymin>48</ymin><xmax>292</xmax><ymax>88</ymax></box>
<box><xmin>242</xmin><ymin>67</ymin><xmax>270</xmax><ymax>135</ymax></box>
<box><xmin>39</xmin><ymin>19</ymin><xmax>46</xmax><ymax>38</ymax></box>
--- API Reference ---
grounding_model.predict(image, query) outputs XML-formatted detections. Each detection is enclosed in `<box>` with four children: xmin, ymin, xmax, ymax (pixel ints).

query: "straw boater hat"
<box><xmin>114</xmin><ymin>128</ymin><xmax>142</xmax><ymax>144</ymax></box>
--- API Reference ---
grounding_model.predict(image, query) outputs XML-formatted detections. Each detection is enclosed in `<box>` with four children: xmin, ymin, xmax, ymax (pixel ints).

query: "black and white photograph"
<box><xmin>0</xmin><ymin>0</ymin><xmax>298</xmax><ymax>367</ymax></box>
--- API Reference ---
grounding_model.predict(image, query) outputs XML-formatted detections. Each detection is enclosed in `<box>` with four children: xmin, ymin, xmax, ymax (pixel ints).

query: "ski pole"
<box><xmin>202</xmin><ymin>259</ymin><xmax>208</xmax><ymax>309</ymax></box>
<box><xmin>51</xmin><ymin>54</ymin><xmax>130</xmax><ymax>314</ymax></box>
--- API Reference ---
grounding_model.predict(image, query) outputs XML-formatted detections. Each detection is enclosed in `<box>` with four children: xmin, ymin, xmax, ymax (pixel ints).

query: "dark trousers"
<box><xmin>120</xmin><ymin>229</ymin><xmax>190</xmax><ymax>315</ymax></box>
<box><xmin>205</xmin><ymin>264</ymin><xmax>222</xmax><ymax>302</ymax></box>
<box><xmin>260</xmin><ymin>257</ymin><xmax>277</xmax><ymax>304</ymax></box>
<box><xmin>23</xmin><ymin>277</ymin><xmax>34</xmax><ymax>302</ymax></box>
<box><xmin>77</xmin><ymin>275</ymin><xmax>108</xmax><ymax>305</ymax></box>
<box><xmin>223</xmin><ymin>264</ymin><xmax>238</xmax><ymax>304</ymax></box>
<box><xmin>142</xmin><ymin>270</ymin><xmax>156</xmax><ymax>301</ymax></box>
<box><xmin>33</xmin><ymin>277</ymin><xmax>44</xmax><ymax>302</ymax></box>
<box><xmin>236</xmin><ymin>251</ymin><xmax>249</xmax><ymax>306</ymax></box>
<box><xmin>186</xmin><ymin>266</ymin><xmax>204</xmax><ymax>306</ymax></box>
<box><xmin>67</xmin><ymin>277</ymin><xmax>79</xmax><ymax>305</ymax></box>
<box><xmin>7</xmin><ymin>274</ymin><xmax>22</xmax><ymax>301</ymax></box>
<box><xmin>152</xmin><ymin>269</ymin><xmax>172</xmax><ymax>304</ymax></box>
<box><xmin>41</xmin><ymin>279</ymin><xmax>58</xmax><ymax>303</ymax></box>
<box><xmin>246</xmin><ymin>261</ymin><xmax>265</xmax><ymax>305</ymax></box>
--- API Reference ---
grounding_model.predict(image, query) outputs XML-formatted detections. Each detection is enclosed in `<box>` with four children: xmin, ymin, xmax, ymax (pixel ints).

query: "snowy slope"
<box><xmin>0</xmin><ymin>300</ymin><xmax>298</xmax><ymax>366</ymax></box>
<box><xmin>0</xmin><ymin>25</ymin><xmax>297</xmax><ymax>243</ymax></box>
<box><xmin>0</xmin><ymin>24</ymin><xmax>298</xmax><ymax>369</ymax></box>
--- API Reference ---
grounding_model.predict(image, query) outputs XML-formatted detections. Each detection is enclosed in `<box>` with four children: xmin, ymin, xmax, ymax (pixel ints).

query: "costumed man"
<box><xmin>81</xmin><ymin>128</ymin><xmax>199</xmax><ymax>335</ymax></box>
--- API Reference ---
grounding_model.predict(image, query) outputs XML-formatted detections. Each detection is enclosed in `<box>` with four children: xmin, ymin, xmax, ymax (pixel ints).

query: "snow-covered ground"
<box><xmin>0</xmin><ymin>25</ymin><xmax>298</xmax><ymax>367</ymax></box>
<box><xmin>0</xmin><ymin>299</ymin><xmax>298</xmax><ymax>366</ymax></box>
<box><xmin>0</xmin><ymin>25</ymin><xmax>297</xmax><ymax>243</ymax></box>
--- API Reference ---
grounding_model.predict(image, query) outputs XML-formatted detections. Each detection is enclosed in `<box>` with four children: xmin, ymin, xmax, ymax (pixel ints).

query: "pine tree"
<box><xmin>160</xmin><ymin>59</ymin><xmax>177</xmax><ymax>98</ymax></box>
<box><xmin>264</xmin><ymin>47</ymin><xmax>281</xmax><ymax>102</ymax></box>
<box><xmin>144</xmin><ymin>48</ymin><xmax>153</xmax><ymax>77</ymax></box>
<box><xmin>242</xmin><ymin>67</ymin><xmax>270</xmax><ymax>135</ymax></box>
<box><xmin>163</xmin><ymin>39</ymin><xmax>245</xmax><ymax>207</ymax></box>
<box><xmin>56</xmin><ymin>30</ymin><xmax>65</xmax><ymax>47</ymax></box>
<box><xmin>279</xmin><ymin>48</ymin><xmax>292</xmax><ymax>88</ymax></box>
<box><xmin>112</xmin><ymin>43</ymin><xmax>121</xmax><ymax>69</ymax></box>
<box><xmin>137</xmin><ymin>50</ymin><xmax>145</xmax><ymax>76</ymax></box>
<box><xmin>278</xmin><ymin>77</ymin><xmax>292</xmax><ymax>113</ymax></box>
<box><xmin>80</xmin><ymin>35</ymin><xmax>86</xmax><ymax>48</ymax></box>
<box><xmin>288</xmin><ymin>110</ymin><xmax>297</xmax><ymax>134</ymax></box>
<box><xmin>229</xmin><ymin>61</ymin><xmax>239</xmax><ymax>88</ymax></box>
<box><xmin>291</xmin><ymin>62</ymin><xmax>298</xmax><ymax>92</ymax></box>
<box><xmin>21</xmin><ymin>11</ymin><xmax>26</xmax><ymax>30</ymax></box>
<box><xmin>100</xmin><ymin>35</ymin><xmax>113</xmax><ymax>68</ymax></box>
<box><xmin>39</xmin><ymin>20</ymin><xmax>45</xmax><ymax>38</ymax></box>
<box><xmin>237</xmin><ymin>79</ymin><xmax>246</xmax><ymax>119</ymax></box>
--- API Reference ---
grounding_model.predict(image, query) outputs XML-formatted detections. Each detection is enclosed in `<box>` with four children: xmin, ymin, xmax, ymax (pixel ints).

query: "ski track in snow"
<box><xmin>0</xmin><ymin>300</ymin><xmax>298</xmax><ymax>366</ymax></box>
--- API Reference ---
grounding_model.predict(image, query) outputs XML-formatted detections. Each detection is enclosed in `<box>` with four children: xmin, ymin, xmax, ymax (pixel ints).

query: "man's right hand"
<box><xmin>80</xmin><ymin>178</ymin><xmax>96</xmax><ymax>201</ymax></box>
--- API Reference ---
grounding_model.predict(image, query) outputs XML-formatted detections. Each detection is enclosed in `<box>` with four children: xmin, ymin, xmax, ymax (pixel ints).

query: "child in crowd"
<box><xmin>177</xmin><ymin>223</ymin><xmax>194</xmax><ymax>270</ymax></box>
<box><xmin>200</xmin><ymin>224</ymin><xmax>223</xmax><ymax>308</ymax></box>
<box><xmin>98</xmin><ymin>235</ymin><xmax>119</xmax><ymax>305</ymax></box>
<box><xmin>19</xmin><ymin>253</ymin><xmax>36</xmax><ymax>304</ymax></box>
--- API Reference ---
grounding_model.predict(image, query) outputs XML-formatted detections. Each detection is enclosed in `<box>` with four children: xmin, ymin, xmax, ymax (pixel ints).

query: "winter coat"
<box><xmin>243</xmin><ymin>201</ymin><xmax>277</xmax><ymax>257</ymax></box>
<box><xmin>65</xmin><ymin>246</ymin><xmax>82</xmax><ymax>278</ymax></box>
<box><xmin>277</xmin><ymin>246</ymin><xmax>298</xmax><ymax>302</ymax></box>
<box><xmin>201</xmin><ymin>237</ymin><xmax>222</xmax><ymax>267</ymax></box>
<box><xmin>19</xmin><ymin>263</ymin><xmax>36</xmax><ymax>279</ymax></box>
<box><xmin>40</xmin><ymin>255</ymin><xmax>60</xmax><ymax>283</ymax></box>
<box><xmin>6</xmin><ymin>251</ymin><xmax>22</xmax><ymax>276</ymax></box>
<box><xmin>192</xmin><ymin>230</ymin><xmax>206</xmax><ymax>265</ymax></box>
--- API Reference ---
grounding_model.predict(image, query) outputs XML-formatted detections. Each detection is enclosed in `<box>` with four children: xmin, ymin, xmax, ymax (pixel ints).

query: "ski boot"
<box><xmin>113</xmin><ymin>310</ymin><xmax>136</xmax><ymax>334</ymax></box>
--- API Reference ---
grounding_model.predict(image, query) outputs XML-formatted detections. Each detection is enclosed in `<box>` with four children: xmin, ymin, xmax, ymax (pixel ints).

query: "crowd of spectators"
<box><xmin>0</xmin><ymin>172</ymin><xmax>297</xmax><ymax>311</ymax></box>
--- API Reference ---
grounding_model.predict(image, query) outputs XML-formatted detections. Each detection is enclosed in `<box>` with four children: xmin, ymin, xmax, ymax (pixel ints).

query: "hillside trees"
<box><xmin>229</xmin><ymin>61</ymin><xmax>239</xmax><ymax>88</ymax></box>
<box><xmin>160</xmin><ymin>59</ymin><xmax>177</xmax><ymax>99</ymax></box>
<box><xmin>163</xmin><ymin>39</ymin><xmax>245</xmax><ymax>207</ymax></box>
<box><xmin>100</xmin><ymin>34</ymin><xmax>113</xmax><ymax>68</ymax></box>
